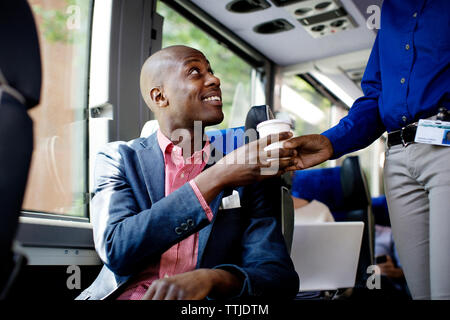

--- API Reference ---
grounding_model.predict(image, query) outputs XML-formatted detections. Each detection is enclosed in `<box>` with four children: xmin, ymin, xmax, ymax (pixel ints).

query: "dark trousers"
<box><xmin>0</xmin><ymin>92</ymin><xmax>33</xmax><ymax>292</ymax></box>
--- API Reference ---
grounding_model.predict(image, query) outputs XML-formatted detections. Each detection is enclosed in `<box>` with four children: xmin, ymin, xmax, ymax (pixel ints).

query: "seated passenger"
<box><xmin>374</xmin><ymin>225</ymin><xmax>411</xmax><ymax>299</ymax></box>
<box><xmin>77</xmin><ymin>45</ymin><xmax>299</xmax><ymax>300</ymax></box>
<box><xmin>292</xmin><ymin>196</ymin><xmax>335</xmax><ymax>224</ymax></box>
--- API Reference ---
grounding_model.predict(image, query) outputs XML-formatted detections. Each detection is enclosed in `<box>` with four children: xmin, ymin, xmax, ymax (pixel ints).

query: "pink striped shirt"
<box><xmin>116</xmin><ymin>130</ymin><xmax>213</xmax><ymax>300</ymax></box>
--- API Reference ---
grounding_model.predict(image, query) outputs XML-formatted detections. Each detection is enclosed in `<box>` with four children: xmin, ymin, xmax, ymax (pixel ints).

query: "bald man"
<box><xmin>76</xmin><ymin>46</ymin><xmax>299</xmax><ymax>300</ymax></box>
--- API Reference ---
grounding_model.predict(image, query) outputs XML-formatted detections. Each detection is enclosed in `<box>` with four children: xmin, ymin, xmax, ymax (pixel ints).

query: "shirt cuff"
<box><xmin>189</xmin><ymin>180</ymin><xmax>214</xmax><ymax>222</ymax></box>
<box><xmin>206</xmin><ymin>264</ymin><xmax>252</xmax><ymax>300</ymax></box>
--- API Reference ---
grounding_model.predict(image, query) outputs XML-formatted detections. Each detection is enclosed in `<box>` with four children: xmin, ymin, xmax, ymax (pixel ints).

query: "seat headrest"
<box><xmin>0</xmin><ymin>1</ymin><xmax>42</xmax><ymax>109</ymax></box>
<box><xmin>244</xmin><ymin>105</ymin><xmax>274</xmax><ymax>136</ymax></box>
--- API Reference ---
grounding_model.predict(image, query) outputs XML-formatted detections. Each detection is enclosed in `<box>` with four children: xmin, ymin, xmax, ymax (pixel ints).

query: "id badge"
<box><xmin>415</xmin><ymin>119</ymin><xmax>450</xmax><ymax>146</ymax></box>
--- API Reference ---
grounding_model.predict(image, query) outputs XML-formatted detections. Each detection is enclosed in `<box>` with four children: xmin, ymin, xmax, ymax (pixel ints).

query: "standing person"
<box><xmin>284</xmin><ymin>0</ymin><xmax>449</xmax><ymax>300</ymax></box>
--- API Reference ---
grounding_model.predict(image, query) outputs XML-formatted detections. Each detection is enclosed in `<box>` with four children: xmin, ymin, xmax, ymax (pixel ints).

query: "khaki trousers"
<box><xmin>384</xmin><ymin>143</ymin><xmax>450</xmax><ymax>300</ymax></box>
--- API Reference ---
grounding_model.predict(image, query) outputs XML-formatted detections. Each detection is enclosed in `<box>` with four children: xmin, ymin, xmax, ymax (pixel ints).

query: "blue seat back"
<box><xmin>206</xmin><ymin>126</ymin><xmax>246</xmax><ymax>155</ymax></box>
<box><xmin>291</xmin><ymin>167</ymin><xmax>347</xmax><ymax>221</ymax></box>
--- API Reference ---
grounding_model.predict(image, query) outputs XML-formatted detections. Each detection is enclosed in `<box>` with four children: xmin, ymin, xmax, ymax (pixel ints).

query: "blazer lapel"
<box><xmin>136</xmin><ymin>133</ymin><xmax>227</xmax><ymax>267</ymax></box>
<box><xmin>136</xmin><ymin>133</ymin><xmax>165</xmax><ymax>204</ymax></box>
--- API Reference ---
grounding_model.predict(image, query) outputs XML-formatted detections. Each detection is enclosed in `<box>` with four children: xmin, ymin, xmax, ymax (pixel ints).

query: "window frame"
<box><xmin>16</xmin><ymin>0</ymin><xmax>95</xmax><ymax>255</ymax></box>
<box><xmin>16</xmin><ymin>0</ymin><xmax>96</xmax><ymax>254</ymax></box>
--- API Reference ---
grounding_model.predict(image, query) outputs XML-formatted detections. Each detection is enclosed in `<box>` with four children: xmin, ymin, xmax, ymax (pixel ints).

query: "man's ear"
<box><xmin>150</xmin><ymin>87</ymin><xmax>168</xmax><ymax>108</ymax></box>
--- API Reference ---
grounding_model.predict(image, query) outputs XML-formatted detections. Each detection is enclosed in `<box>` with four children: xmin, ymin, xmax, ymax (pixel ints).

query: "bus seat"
<box><xmin>292</xmin><ymin>156</ymin><xmax>375</xmax><ymax>290</ymax></box>
<box><xmin>244</xmin><ymin>105</ymin><xmax>294</xmax><ymax>254</ymax></box>
<box><xmin>372</xmin><ymin>195</ymin><xmax>390</xmax><ymax>227</ymax></box>
<box><xmin>0</xmin><ymin>0</ymin><xmax>42</xmax><ymax>299</ymax></box>
<box><xmin>340</xmin><ymin>156</ymin><xmax>375</xmax><ymax>289</ymax></box>
<box><xmin>281</xmin><ymin>186</ymin><xmax>294</xmax><ymax>255</ymax></box>
<box><xmin>291</xmin><ymin>166</ymin><xmax>347</xmax><ymax>221</ymax></box>
<box><xmin>205</xmin><ymin>126</ymin><xmax>246</xmax><ymax>155</ymax></box>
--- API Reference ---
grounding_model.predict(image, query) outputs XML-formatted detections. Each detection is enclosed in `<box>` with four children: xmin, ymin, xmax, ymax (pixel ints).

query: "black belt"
<box><xmin>387</xmin><ymin>123</ymin><xmax>418</xmax><ymax>148</ymax></box>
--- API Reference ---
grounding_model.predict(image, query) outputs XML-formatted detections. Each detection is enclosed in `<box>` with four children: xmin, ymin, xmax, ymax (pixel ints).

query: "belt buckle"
<box><xmin>400</xmin><ymin>124</ymin><xmax>415</xmax><ymax>147</ymax></box>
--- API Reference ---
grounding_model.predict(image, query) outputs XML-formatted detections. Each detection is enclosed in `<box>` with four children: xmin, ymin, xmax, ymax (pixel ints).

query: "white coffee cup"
<box><xmin>256</xmin><ymin>119</ymin><xmax>292</xmax><ymax>153</ymax></box>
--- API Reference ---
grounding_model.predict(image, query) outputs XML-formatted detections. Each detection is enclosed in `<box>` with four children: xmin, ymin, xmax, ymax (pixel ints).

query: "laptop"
<box><xmin>290</xmin><ymin>222</ymin><xmax>364</xmax><ymax>292</ymax></box>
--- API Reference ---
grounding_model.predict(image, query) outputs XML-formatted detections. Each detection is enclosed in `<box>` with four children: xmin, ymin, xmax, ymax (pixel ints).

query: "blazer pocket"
<box><xmin>215</xmin><ymin>207</ymin><xmax>246</xmax><ymax>245</ymax></box>
<box><xmin>201</xmin><ymin>208</ymin><xmax>246</xmax><ymax>267</ymax></box>
<box><xmin>219</xmin><ymin>207</ymin><xmax>242</xmax><ymax>216</ymax></box>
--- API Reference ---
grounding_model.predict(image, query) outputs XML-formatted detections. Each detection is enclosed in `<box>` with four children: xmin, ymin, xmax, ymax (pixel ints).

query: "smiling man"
<box><xmin>76</xmin><ymin>45</ymin><xmax>299</xmax><ymax>300</ymax></box>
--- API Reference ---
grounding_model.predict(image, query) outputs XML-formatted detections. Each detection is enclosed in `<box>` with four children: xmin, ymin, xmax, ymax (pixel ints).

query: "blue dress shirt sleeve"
<box><xmin>322</xmin><ymin>34</ymin><xmax>386</xmax><ymax>159</ymax></box>
<box><xmin>322</xmin><ymin>0</ymin><xmax>450</xmax><ymax>159</ymax></box>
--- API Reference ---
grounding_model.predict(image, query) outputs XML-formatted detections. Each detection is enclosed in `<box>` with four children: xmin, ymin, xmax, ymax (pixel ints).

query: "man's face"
<box><xmin>163</xmin><ymin>49</ymin><xmax>223</xmax><ymax>128</ymax></box>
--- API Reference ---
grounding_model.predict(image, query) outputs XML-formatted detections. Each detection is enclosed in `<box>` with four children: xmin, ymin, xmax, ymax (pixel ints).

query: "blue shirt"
<box><xmin>322</xmin><ymin>0</ymin><xmax>450</xmax><ymax>158</ymax></box>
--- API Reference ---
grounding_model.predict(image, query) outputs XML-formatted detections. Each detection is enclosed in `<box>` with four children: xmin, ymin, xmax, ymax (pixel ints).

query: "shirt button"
<box><xmin>413</xmin><ymin>12</ymin><xmax>418</xmax><ymax>18</ymax></box>
<box><xmin>180</xmin><ymin>173</ymin><xmax>185</xmax><ymax>178</ymax></box>
<box><xmin>400</xmin><ymin>78</ymin><xmax>406</xmax><ymax>84</ymax></box>
<box><xmin>405</xmin><ymin>44</ymin><xmax>410</xmax><ymax>50</ymax></box>
<box><xmin>402</xmin><ymin>116</ymin><xmax>407</xmax><ymax>122</ymax></box>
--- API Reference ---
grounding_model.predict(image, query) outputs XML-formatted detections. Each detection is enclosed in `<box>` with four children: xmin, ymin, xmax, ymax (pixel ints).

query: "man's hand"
<box><xmin>217</xmin><ymin>131</ymin><xmax>296</xmax><ymax>186</ymax></box>
<box><xmin>282</xmin><ymin>134</ymin><xmax>333</xmax><ymax>170</ymax></box>
<box><xmin>194</xmin><ymin>132</ymin><xmax>296</xmax><ymax>203</ymax></box>
<box><xmin>141</xmin><ymin>268</ymin><xmax>242</xmax><ymax>300</ymax></box>
<box><xmin>377</xmin><ymin>255</ymin><xmax>404</xmax><ymax>279</ymax></box>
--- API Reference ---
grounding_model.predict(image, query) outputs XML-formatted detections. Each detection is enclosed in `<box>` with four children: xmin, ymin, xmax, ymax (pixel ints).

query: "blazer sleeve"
<box><xmin>91</xmin><ymin>142</ymin><xmax>211</xmax><ymax>276</ymax></box>
<box><xmin>213</xmin><ymin>179</ymin><xmax>300</xmax><ymax>300</ymax></box>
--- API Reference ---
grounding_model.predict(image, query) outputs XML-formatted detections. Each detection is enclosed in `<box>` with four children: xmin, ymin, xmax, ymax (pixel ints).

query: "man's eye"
<box><xmin>189</xmin><ymin>68</ymin><xmax>200</xmax><ymax>75</ymax></box>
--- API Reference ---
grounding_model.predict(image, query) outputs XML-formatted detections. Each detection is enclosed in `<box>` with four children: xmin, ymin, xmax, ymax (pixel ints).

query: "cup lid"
<box><xmin>256</xmin><ymin>119</ymin><xmax>292</xmax><ymax>131</ymax></box>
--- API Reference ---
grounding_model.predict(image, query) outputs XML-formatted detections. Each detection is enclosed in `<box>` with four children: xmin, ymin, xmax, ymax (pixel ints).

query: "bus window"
<box><xmin>23</xmin><ymin>0</ymin><xmax>92</xmax><ymax>217</ymax></box>
<box><xmin>278</xmin><ymin>71</ymin><xmax>384</xmax><ymax>195</ymax></box>
<box><xmin>279</xmin><ymin>75</ymin><xmax>333</xmax><ymax>137</ymax></box>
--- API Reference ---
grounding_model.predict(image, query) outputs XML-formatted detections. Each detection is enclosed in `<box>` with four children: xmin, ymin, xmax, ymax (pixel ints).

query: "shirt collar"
<box><xmin>157</xmin><ymin>129</ymin><xmax>210</xmax><ymax>164</ymax></box>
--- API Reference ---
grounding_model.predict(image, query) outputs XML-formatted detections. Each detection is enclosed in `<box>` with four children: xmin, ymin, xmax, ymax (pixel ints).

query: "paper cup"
<box><xmin>256</xmin><ymin>119</ymin><xmax>292</xmax><ymax>139</ymax></box>
<box><xmin>256</xmin><ymin>119</ymin><xmax>292</xmax><ymax>158</ymax></box>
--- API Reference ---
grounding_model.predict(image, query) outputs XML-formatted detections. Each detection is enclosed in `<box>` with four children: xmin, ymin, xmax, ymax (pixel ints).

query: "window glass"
<box><xmin>281</xmin><ymin>74</ymin><xmax>385</xmax><ymax>196</ymax></box>
<box><xmin>279</xmin><ymin>75</ymin><xmax>333</xmax><ymax>136</ymax></box>
<box><xmin>279</xmin><ymin>75</ymin><xmax>337</xmax><ymax>168</ymax></box>
<box><xmin>157</xmin><ymin>1</ymin><xmax>258</xmax><ymax>129</ymax></box>
<box><xmin>23</xmin><ymin>0</ymin><xmax>92</xmax><ymax>217</ymax></box>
